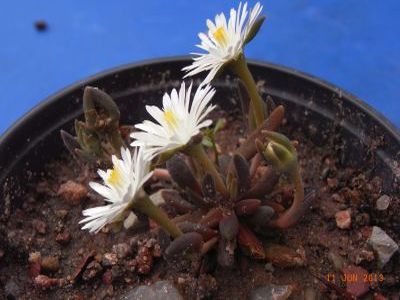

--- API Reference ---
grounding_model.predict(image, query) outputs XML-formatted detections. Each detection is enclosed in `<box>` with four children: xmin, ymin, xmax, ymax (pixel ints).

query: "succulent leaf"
<box><xmin>236</xmin><ymin>105</ymin><xmax>285</xmax><ymax>160</ymax></box>
<box><xmin>233</xmin><ymin>154</ymin><xmax>251</xmax><ymax>194</ymax></box>
<box><xmin>217</xmin><ymin>238</ymin><xmax>236</xmax><ymax>267</ymax></box>
<box><xmin>165</xmin><ymin>232</ymin><xmax>204</xmax><ymax>257</ymax></box>
<box><xmin>166</xmin><ymin>154</ymin><xmax>202</xmax><ymax>195</ymax></box>
<box><xmin>234</xmin><ymin>199</ymin><xmax>262</xmax><ymax>216</ymax></box>
<box><xmin>219</xmin><ymin>213</ymin><xmax>239</xmax><ymax>241</ymax></box>
<box><xmin>237</xmin><ymin>224</ymin><xmax>265</xmax><ymax>259</ymax></box>
<box><xmin>258</xmin><ymin>131</ymin><xmax>298</xmax><ymax>175</ymax></box>
<box><xmin>201</xmin><ymin>173</ymin><xmax>217</xmax><ymax>204</ymax></box>
<box><xmin>249</xmin><ymin>206</ymin><xmax>276</xmax><ymax>231</ymax></box>
<box><xmin>177</xmin><ymin>221</ymin><xmax>218</xmax><ymax>241</ymax></box>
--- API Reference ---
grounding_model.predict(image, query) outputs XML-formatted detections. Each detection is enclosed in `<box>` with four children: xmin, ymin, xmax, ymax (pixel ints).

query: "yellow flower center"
<box><xmin>107</xmin><ymin>168</ymin><xmax>122</xmax><ymax>186</ymax></box>
<box><xmin>164</xmin><ymin>109</ymin><xmax>178</xmax><ymax>130</ymax></box>
<box><xmin>213</xmin><ymin>26</ymin><xmax>228</xmax><ymax>46</ymax></box>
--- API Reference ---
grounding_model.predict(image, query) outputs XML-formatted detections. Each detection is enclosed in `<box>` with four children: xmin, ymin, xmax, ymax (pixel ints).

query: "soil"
<box><xmin>0</xmin><ymin>108</ymin><xmax>399</xmax><ymax>300</ymax></box>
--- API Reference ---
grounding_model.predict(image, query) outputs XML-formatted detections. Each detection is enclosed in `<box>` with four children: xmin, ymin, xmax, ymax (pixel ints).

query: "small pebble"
<box><xmin>376</xmin><ymin>195</ymin><xmax>391</xmax><ymax>211</ymax></box>
<box><xmin>29</xmin><ymin>251</ymin><xmax>41</xmax><ymax>263</ymax></box>
<box><xmin>355</xmin><ymin>249</ymin><xmax>375</xmax><ymax>265</ymax></box>
<box><xmin>335</xmin><ymin>209</ymin><xmax>351</xmax><ymax>229</ymax></box>
<box><xmin>120</xmin><ymin>281</ymin><xmax>183</xmax><ymax>300</ymax></box>
<box><xmin>320</xmin><ymin>167</ymin><xmax>330</xmax><ymax>180</ymax></box>
<box><xmin>34</xmin><ymin>275</ymin><xmax>60</xmax><ymax>289</ymax></box>
<box><xmin>102</xmin><ymin>253</ymin><xmax>118</xmax><ymax>267</ymax></box>
<box><xmin>54</xmin><ymin>209</ymin><xmax>69</xmax><ymax>219</ymax></box>
<box><xmin>41</xmin><ymin>256</ymin><xmax>60</xmax><ymax>272</ymax></box>
<box><xmin>149</xmin><ymin>190</ymin><xmax>167</xmax><ymax>206</ymax></box>
<box><xmin>368</xmin><ymin>226</ymin><xmax>399</xmax><ymax>267</ymax></box>
<box><xmin>32</xmin><ymin>219</ymin><xmax>47</xmax><ymax>234</ymax></box>
<box><xmin>112</xmin><ymin>243</ymin><xmax>131</xmax><ymax>259</ymax></box>
<box><xmin>57</xmin><ymin>180</ymin><xmax>88</xmax><ymax>205</ymax></box>
<box><xmin>250</xmin><ymin>284</ymin><xmax>293</xmax><ymax>300</ymax></box>
<box><xmin>123</xmin><ymin>211</ymin><xmax>139</xmax><ymax>229</ymax></box>
<box><xmin>56</xmin><ymin>231</ymin><xmax>71</xmax><ymax>244</ymax></box>
<box><xmin>342</xmin><ymin>265</ymin><xmax>369</xmax><ymax>298</ymax></box>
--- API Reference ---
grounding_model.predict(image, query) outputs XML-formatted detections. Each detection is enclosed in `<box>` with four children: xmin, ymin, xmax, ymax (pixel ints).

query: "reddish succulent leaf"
<box><xmin>237</xmin><ymin>224</ymin><xmax>265</xmax><ymax>259</ymax></box>
<box><xmin>166</xmin><ymin>154</ymin><xmax>202</xmax><ymax>195</ymax></box>
<box><xmin>250</xmin><ymin>206</ymin><xmax>276</xmax><ymax>230</ymax></box>
<box><xmin>242</xmin><ymin>166</ymin><xmax>280</xmax><ymax>199</ymax></box>
<box><xmin>263</xmin><ymin>199</ymin><xmax>285</xmax><ymax>213</ymax></box>
<box><xmin>235</xmin><ymin>199</ymin><xmax>261</xmax><ymax>216</ymax></box>
<box><xmin>161</xmin><ymin>189</ymin><xmax>195</xmax><ymax>214</ymax></box>
<box><xmin>177</xmin><ymin>221</ymin><xmax>218</xmax><ymax>241</ymax></box>
<box><xmin>202</xmin><ymin>173</ymin><xmax>216</xmax><ymax>201</ymax></box>
<box><xmin>232</xmin><ymin>154</ymin><xmax>251</xmax><ymax>194</ymax></box>
<box><xmin>165</xmin><ymin>232</ymin><xmax>204</xmax><ymax>257</ymax></box>
<box><xmin>201</xmin><ymin>236</ymin><xmax>219</xmax><ymax>256</ymax></box>
<box><xmin>217</xmin><ymin>238</ymin><xmax>236</xmax><ymax>267</ymax></box>
<box><xmin>219</xmin><ymin>213</ymin><xmax>239</xmax><ymax>241</ymax></box>
<box><xmin>199</xmin><ymin>207</ymin><xmax>224</xmax><ymax>228</ymax></box>
<box><xmin>242</xmin><ymin>166</ymin><xmax>279</xmax><ymax>199</ymax></box>
<box><xmin>236</xmin><ymin>105</ymin><xmax>285</xmax><ymax>160</ymax></box>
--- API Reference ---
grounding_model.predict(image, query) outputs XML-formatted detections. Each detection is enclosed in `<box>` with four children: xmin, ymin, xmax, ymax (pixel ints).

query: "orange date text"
<box><xmin>325</xmin><ymin>273</ymin><xmax>384</xmax><ymax>283</ymax></box>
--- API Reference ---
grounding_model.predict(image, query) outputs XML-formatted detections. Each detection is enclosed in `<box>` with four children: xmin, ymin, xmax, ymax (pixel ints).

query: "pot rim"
<box><xmin>1</xmin><ymin>55</ymin><xmax>398</xmax><ymax>147</ymax></box>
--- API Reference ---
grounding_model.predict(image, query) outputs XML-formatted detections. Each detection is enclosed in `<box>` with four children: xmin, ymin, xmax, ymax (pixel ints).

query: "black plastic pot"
<box><xmin>0</xmin><ymin>56</ymin><xmax>399</xmax><ymax>215</ymax></box>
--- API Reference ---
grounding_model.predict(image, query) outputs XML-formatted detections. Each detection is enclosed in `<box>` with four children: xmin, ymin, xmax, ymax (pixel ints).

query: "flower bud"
<box><xmin>257</xmin><ymin>131</ymin><xmax>298</xmax><ymax>175</ymax></box>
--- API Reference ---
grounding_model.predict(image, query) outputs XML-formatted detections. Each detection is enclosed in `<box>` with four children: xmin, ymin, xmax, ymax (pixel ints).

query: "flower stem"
<box><xmin>231</xmin><ymin>54</ymin><xmax>265</xmax><ymax>126</ymax></box>
<box><xmin>186</xmin><ymin>143</ymin><xmax>228</xmax><ymax>198</ymax></box>
<box><xmin>269</xmin><ymin>167</ymin><xmax>304</xmax><ymax>229</ymax></box>
<box><xmin>134</xmin><ymin>190</ymin><xmax>183</xmax><ymax>238</ymax></box>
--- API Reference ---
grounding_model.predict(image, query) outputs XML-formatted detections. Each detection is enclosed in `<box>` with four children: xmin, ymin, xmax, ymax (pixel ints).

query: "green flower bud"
<box><xmin>257</xmin><ymin>131</ymin><xmax>298</xmax><ymax>175</ymax></box>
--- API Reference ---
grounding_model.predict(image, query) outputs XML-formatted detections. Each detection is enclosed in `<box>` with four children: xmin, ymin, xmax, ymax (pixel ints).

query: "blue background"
<box><xmin>0</xmin><ymin>0</ymin><xmax>399</xmax><ymax>134</ymax></box>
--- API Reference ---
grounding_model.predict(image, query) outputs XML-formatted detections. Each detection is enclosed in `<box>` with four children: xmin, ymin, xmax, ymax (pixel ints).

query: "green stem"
<box><xmin>270</xmin><ymin>167</ymin><xmax>304</xmax><ymax>229</ymax></box>
<box><xmin>231</xmin><ymin>54</ymin><xmax>265</xmax><ymax>126</ymax></box>
<box><xmin>186</xmin><ymin>143</ymin><xmax>228</xmax><ymax>198</ymax></box>
<box><xmin>134</xmin><ymin>190</ymin><xmax>182</xmax><ymax>238</ymax></box>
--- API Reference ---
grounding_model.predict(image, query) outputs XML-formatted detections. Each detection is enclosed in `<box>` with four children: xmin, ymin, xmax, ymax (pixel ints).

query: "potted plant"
<box><xmin>0</xmin><ymin>2</ymin><xmax>399</xmax><ymax>299</ymax></box>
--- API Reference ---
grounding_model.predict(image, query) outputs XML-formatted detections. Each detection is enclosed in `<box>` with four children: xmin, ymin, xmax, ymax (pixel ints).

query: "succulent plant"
<box><xmin>160</xmin><ymin>105</ymin><xmax>312</xmax><ymax>266</ymax></box>
<box><xmin>61</xmin><ymin>86</ymin><xmax>128</xmax><ymax>164</ymax></box>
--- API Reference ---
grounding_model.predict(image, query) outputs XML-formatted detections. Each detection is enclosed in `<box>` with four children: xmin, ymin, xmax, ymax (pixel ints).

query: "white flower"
<box><xmin>183</xmin><ymin>2</ymin><xmax>263</xmax><ymax>85</ymax></box>
<box><xmin>131</xmin><ymin>82</ymin><xmax>216</xmax><ymax>159</ymax></box>
<box><xmin>79</xmin><ymin>147</ymin><xmax>152</xmax><ymax>233</ymax></box>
